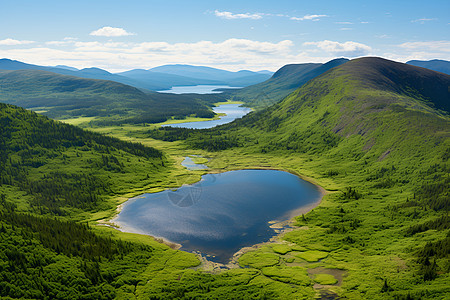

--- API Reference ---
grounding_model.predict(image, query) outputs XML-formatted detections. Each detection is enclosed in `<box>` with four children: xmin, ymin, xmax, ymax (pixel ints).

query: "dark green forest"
<box><xmin>0</xmin><ymin>103</ymin><xmax>166</xmax><ymax>215</ymax></box>
<box><xmin>0</xmin><ymin>199</ymin><xmax>157</xmax><ymax>299</ymax></box>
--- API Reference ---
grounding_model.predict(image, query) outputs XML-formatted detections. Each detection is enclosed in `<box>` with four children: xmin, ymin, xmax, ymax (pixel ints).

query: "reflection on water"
<box><xmin>115</xmin><ymin>170</ymin><xmax>321</xmax><ymax>263</ymax></box>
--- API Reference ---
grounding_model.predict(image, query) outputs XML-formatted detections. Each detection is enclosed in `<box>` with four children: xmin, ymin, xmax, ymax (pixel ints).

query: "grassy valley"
<box><xmin>0</xmin><ymin>57</ymin><xmax>449</xmax><ymax>299</ymax></box>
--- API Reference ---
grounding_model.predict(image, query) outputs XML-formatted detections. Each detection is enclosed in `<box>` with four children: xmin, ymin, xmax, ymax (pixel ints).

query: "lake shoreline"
<box><xmin>104</xmin><ymin>165</ymin><xmax>327</xmax><ymax>269</ymax></box>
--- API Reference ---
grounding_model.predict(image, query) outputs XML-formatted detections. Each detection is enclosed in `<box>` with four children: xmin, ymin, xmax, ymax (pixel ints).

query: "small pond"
<box><xmin>181</xmin><ymin>156</ymin><xmax>208</xmax><ymax>170</ymax></box>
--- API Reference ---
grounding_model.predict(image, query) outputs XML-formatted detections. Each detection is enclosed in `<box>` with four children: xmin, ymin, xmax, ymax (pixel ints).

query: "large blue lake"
<box><xmin>114</xmin><ymin>170</ymin><xmax>321</xmax><ymax>263</ymax></box>
<box><xmin>162</xmin><ymin>104</ymin><xmax>251</xmax><ymax>129</ymax></box>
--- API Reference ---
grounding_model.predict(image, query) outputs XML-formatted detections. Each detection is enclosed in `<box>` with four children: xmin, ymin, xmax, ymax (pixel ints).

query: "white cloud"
<box><xmin>304</xmin><ymin>40</ymin><xmax>372</xmax><ymax>57</ymax></box>
<box><xmin>411</xmin><ymin>18</ymin><xmax>437</xmax><ymax>23</ymax></box>
<box><xmin>46</xmin><ymin>37</ymin><xmax>78</xmax><ymax>46</ymax></box>
<box><xmin>0</xmin><ymin>38</ymin><xmax>34</xmax><ymax>46</ymax></box>
<box><xmin>214</xmin><ymin>10</ymin><xmax>263</xmax><ymax>20</ymax></box>
<box><xmin>291</xmin><ymin>14</ymin><xmax>327</xmax><ymax>21</ymax></box>
<box><xmin>339</xmin><ymin>28</ymin><xmax>352</xmax><ymax>31</ymax></box>
<box><xmin>381</xmin><ymin>40</ymin><xmax>450</xmax><ymax>62</ymax></box>
<box><xmin>90</xmin><ymin>26</ymin><xmax>135</xmax><ymax>37</ymax></box>
<box><xmin>398</xmin><ymin>41</ymin><xmax>450</xmax><ymax>52</ymax></box>
<box><xmin>0</xmin><ymin>38</ymin><xmax>309</xmax><ymax>72</ymax></box>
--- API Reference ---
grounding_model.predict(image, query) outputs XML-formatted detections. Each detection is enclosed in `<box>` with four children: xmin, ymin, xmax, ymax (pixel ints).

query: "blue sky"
<box><xmin>1</xmin><ymin>0</ymin><xmax>449</xmax><ymax>72</ymax></box>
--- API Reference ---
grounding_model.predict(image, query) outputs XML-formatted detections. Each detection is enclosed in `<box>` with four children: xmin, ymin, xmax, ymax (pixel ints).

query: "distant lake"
<box><xmin>162</xmin><ymin>104</ymin><xmax>251</xmax><ymax>129</ymax></box>
<box><xmin>114</xmin><ymin>170</ymin><xmax>322</xmax><ymax>263</ymax></box>
<box><xmin>158</xmin><ymin>85</ymin><xmax>242</xmax><ymax>94</ymax></box>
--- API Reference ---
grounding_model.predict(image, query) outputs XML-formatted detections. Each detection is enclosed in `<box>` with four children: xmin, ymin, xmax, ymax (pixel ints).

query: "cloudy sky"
<box><xmin>1</xmin><ymin>0</ymin><xmax>449</xmax><ymax>72</ymax></box>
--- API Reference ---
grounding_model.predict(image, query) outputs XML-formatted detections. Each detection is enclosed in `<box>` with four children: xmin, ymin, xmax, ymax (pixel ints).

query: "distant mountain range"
<box><xmin>0</xmin><ymin>59</ymin><xmax>272</xmax><ymax>91</ymax></box>
<box><xmin>147</xmin><ymin>64</ymin><xmax>272</xmax><ymax>87</ymax></box>
<box><xmin>406</xmin><ymin>59</ymin><xmax>450</xmax><ymax>75</ymax></box>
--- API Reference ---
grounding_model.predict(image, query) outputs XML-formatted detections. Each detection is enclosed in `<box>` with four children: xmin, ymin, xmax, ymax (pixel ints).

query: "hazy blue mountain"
<box><xmin>54</xmin><ymin>65</ymin><xmax>79</xmax><ymax>71</ymax></box>
<box><xmin>406</xmin><ymin>59</ymin><xmax>450</xmax><ymax>75</ymax></box>
<box><xmin>256</xmin><ymin>70</ymin><xmax>274</xmax><ymax>75</ymax></box>
<box><xmin>0</xmin><ymin>58</ymin><xmax>59</xmax><ymax>71</ymax></box>
<box><xmin>117</xmin><ymin>69</ymin><xmax>222</xmax><ymax>89</ymax></box>
<box><xmin>150</xmin><ymin>64</ymin><xmax>240</xmax><ymax>79</ymax></box>
<box><xmin>149</xmin><ymin>64</ymin><xmax>272</xmax><ymax>86</ymax></box>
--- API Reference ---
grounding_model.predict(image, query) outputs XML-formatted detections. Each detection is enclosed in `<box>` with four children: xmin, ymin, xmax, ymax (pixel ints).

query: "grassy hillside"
<box><xmin>227</xmin><ymin>58</ymin><xmax>348</xmax><ymax>109</ymax></box>
<box><xmin>0</xmin><ymin>69</ymin><xmax>225</xmax><ymax>125</ymax></box>
<box><xmin>146</xmin><ymin>57</ymin><xmax>450</xmax><ymax>298</ymax></box>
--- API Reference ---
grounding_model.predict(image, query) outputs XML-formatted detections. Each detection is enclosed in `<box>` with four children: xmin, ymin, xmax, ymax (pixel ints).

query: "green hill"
<box><xmin>0</xmin><ymin>69</ymin><xmax>224</xmax><ymax>125</ymax></box>
<box><xmin>227</xmin><ymin>58</ymin><xmax>348</xmax><ymax>109</ymax></box>
<box><xmin>148</xmin><ymin>57</ymin><xmax>450</xmax><ymax>298</ymax></box>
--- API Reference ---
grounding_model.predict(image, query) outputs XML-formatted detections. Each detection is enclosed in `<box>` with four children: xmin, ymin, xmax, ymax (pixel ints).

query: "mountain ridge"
<box><xmin>228</xmin><ymin>58</ymin><xmax>349</xmax><ymax>108</ymax></box>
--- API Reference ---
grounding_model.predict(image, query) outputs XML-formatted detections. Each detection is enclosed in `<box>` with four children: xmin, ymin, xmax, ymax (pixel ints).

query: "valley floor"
<box><xmin>84</xmin><ymin>124</ymin><xmax>449</xmax><ymax>299</ymax></box>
